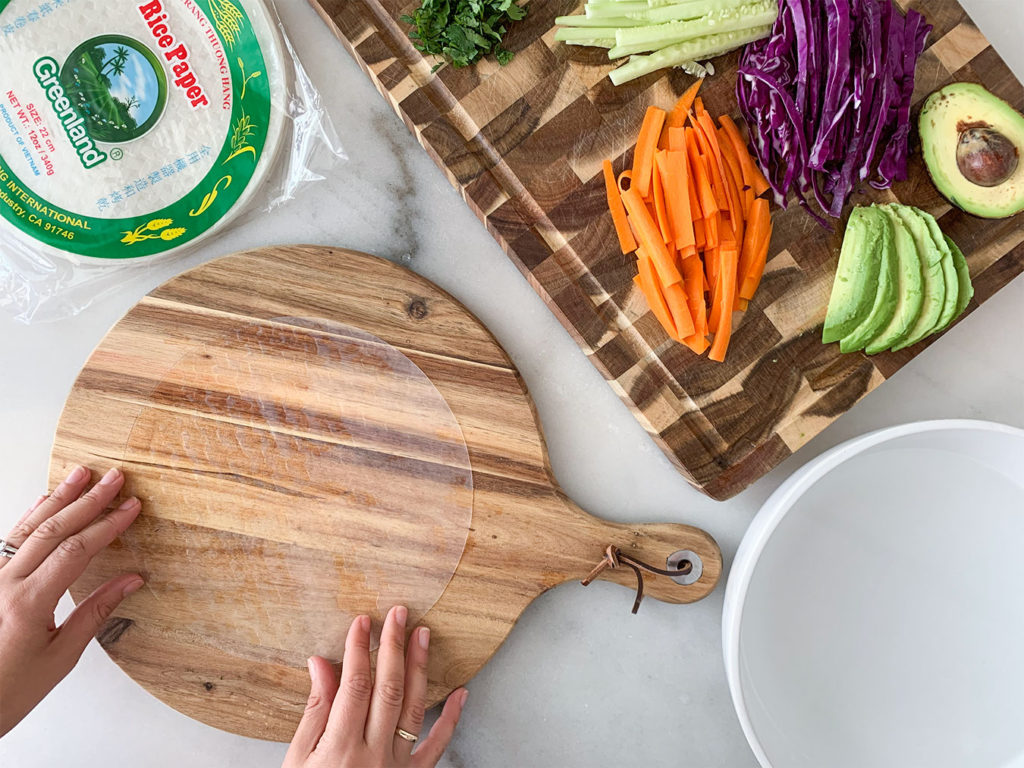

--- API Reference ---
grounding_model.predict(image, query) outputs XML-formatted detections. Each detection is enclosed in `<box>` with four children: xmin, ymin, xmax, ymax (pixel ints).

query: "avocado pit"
<box><xmin>956</xmin><ymin>124</ymin><xmax>1019</xmax><ymax>188</ymax></box>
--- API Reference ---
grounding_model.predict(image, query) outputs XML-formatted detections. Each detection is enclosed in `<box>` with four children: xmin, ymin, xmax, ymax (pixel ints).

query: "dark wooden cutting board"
<box><xmin>310</xmin><ymin>0</ymin><xmax>1024</xmax><ymax>499</ymax></box>
<box><xmin>50</xmin><ymin>246</ymin><xmax>721</xmax><ymax>741</ymax></box>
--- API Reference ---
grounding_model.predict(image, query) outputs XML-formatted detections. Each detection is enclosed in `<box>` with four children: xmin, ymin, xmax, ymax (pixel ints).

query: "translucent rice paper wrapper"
<box><xmin>0</xmin><ymin>0</ymin><xmax>343</xmax><ymax>322</ymax></box>
<box><xmin>102</xmin><ymin>318</ymin><xmax>474</xmax><ymax>664</ymax></box>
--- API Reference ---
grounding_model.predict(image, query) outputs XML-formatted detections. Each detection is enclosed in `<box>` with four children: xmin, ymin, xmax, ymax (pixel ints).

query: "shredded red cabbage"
<box><xmin>736</xmin><ymin>0</ymin><xmax>930</xmax><ymax>226</ymax></box>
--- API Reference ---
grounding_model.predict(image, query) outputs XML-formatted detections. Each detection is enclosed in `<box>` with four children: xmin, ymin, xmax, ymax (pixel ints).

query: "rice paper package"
<box><xmin>0</xmin><ymin>0</ymin><xmax>342</xmax><ymax>321</ymax></box>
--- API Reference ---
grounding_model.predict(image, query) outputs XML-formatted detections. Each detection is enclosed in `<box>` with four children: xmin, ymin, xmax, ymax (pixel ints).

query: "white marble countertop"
<box><xmin>2</xmin><ymin>1</ymin><xmax>1023</xmax><ymax>766</ymax></box>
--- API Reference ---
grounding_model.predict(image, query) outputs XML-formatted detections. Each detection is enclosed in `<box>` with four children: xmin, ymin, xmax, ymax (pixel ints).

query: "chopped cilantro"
<box><xmin>401</xmin><ymin>0</ymin><xmax>527</xmax><ymax>71</ymax></box>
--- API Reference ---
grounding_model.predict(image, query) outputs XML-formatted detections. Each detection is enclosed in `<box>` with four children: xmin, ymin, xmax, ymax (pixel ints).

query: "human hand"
<box><xmin>283</xmin><ymin>606</ymin><xmax>467</xmax><ymax>768</ymax></box>
<box><xmin>0</xmin><ymin>465</ymin><xmax>143</xmax><ymax>737</ymax></box>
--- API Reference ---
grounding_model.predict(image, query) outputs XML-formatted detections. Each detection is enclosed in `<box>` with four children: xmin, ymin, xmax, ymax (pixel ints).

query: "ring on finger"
<box><xmin>395</xmin><ymin>728</ymin><xmax>418</xmax><ymax>744</ymax></box>
<box><xmin>0</xmin><ymin>539</ymin><xmax>18</xmax><ymax>559</ymax></box>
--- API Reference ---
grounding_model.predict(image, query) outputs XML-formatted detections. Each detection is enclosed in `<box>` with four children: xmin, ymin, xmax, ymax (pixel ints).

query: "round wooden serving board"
<box><xmin>50</xmin><ymin>246</ymin><xmax>721</xmax><ymax>742</ymax></box>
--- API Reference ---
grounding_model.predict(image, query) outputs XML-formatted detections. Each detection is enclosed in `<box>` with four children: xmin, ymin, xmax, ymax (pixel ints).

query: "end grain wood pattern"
<box><xmin>50</xmin><ymin>246</ymin><xmax>721</xmax><ymax>742</ymax></box>
<box><xmin>311</xmin><ymin>0</ymin><xmax>1024</xmax><ymax>499</ymax></box>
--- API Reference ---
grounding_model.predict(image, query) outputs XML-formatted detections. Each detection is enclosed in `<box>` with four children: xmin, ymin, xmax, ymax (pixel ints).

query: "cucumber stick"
<box><xmin>645</xmin><ymin>0</ymin><xmax>747</xmax><ymax>9</ymax></box>
<box><xmin>609</xmin><ymin>24</ymin><xmax>774</xmax><ymax>85</ymax></box>
<box><xmin>556</xmin><ymin>0</ymin><xmax>777</xmax><ymax>85</ymax></box>
<box><xmin>609</xmin><ymin>36</ymin><xmax>685</xmax><ymax>58</ymax></box>
<box><xmin>557</xmin><ymin>26</ymin><xmax>631</xmax><ymax>41</ymax></box>
<box><xmin>610</xmin><ymin>0</ymin><xmax>777</xmax><ymax>57</ymax></box>
<box><xmin>554</xmin><ymin>14</ymin><xmax>645</xmax><ymax>27</ymax></box>
<box><xmin>586</xmin><ymin>2</ymin><xmax>648</xmax><ymax>18</ymax></box>
<box><xmin>640</xmin><ymin>0</ymin><xmax>756</xmax><ymax>24</ymax></box>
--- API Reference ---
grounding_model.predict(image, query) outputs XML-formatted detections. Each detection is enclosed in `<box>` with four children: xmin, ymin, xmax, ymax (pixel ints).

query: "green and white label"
<box><xmin>0</xmin><ymin>0</ymin><xmax>272</xmax><ymax>258</ymax></box>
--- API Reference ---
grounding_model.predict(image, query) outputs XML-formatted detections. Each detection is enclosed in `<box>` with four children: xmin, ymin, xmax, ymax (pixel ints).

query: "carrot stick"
<box><xmin>709</xmin><ymin>244</ymin><xmax>739</xmax><ymax>362</ymax></box>
<box><xmin>693</xmin><ymin>217</ymin><xmax>706</xmax><ymax>251</ymax></box>
<box><xmin>658</xmin><ymin>120</ymin><xmax>672</xmax><ymax>151</ymax></box>
<box><xmin>718</xmin><ymin>127</ymin><xmax>742</xmax><ymax>180</ymax></box>
<box><xmin>603</xmin><ymin>159</ymin><xmax>636</xmax><ymax>255</ymax></box>
<box><xmin>694</xmin><ymin>96</ymin><xmax>705</xmax><ymax>115</ymax></box>
<box><xmin>651</xmin><ymin>152</ymin><xmax>673</xmax><ymax>244</ymax></box>
<box><xmin>707</xmin><ymin>254</ymin><xmax>722</xmax><ymax>338</ymax></box>
<box><xmin>738</xmin><ymin>198</ymin><xmax>770</xmax><ymax>298</ymax></box>
<box><xmin>621</xmin><ymin>186</ymin><xmax>682</xmax><ymax>286</ymax></box>
<box><xmin>743</xmin><ymin>186</ymin><xmax>755</xmax><ymax>218</ymax></box>
<box><xmin>704</xmin><ymin>211</ymin><xmax>720</xmax><ymax>251</ymax></box>
<box><xmin>685</xmin><ymin>128</ymin><xmax>717</xmax><ymax>219</ymax></box>
<box><xmin>735</xmin><ymin>297</ymin><xmax>749</xmax><ymax>311</ymax></box>
<box><xmin>632</xmin><ymin>106</ymin><xmax>666</xmax><ymax>200</ymax></box>
<box><xmin>694</xmin><ymin>134</ymin><xmax>729</xmax><ymax>215</ymax></box>
<box><xmin>705</xmin><ymin>243</ymin><xmax>720</xmax><ymax>330</ymax></box>
<box><xmin>737</xmin><ymin>198</ymin><xmax>766</xmax><ymax>279</ymax></box>
<box><xmin>708</xmin><ymin>231</ymin><xmax>737</xmax><ymax>328</ymax></box>
<box><xmin>656</xmin><ymin>150</ymin><xmax>695</xmax><ymax>258</ymax></box>
<box><xmin>682</xmin><ymin>331</ymin><xmax>710</xmax><ymax>354</ymax></box>
<box><xmin>717</xmin><ymin>131</ymin><xmax>749</xmax><ymax>238</ymax></box>
<box><xmin>737</xmin><ymin>215</ymin><xmax>761</xmax><ymax>296</ymax></box>
<box><xmin>693</xmin><ymin>111</ymin><xmax>732</xmax><ymax>219</ymax></box>
<box><xmin>664</xmin><ymin>79</ymin><xmax>704</xmax><ymax>130</ymax></box>
<box><xmin>663</xmin><ymin>281</ymin><xmax>696</xmax><ymax>338</ymax></box>
<box><xmin>636</xmin><ymin>250</ymin><xmax>677</xmax><ymax>338</ymax></box>
<box><xmin>682</xmin><ymin>332</ymin><xmax>710</xmax><ymax>355</ymax></box>
<box><xmin>668</xmin><ymin>127</ymin><xmax>687</xmax><ymax>152</ymax></box>
<box><xmin>740</xmin><ymin>224</ymin><xmax>773</xmax><ymax>301</ymax></box>
<box><xmin>716</xmin><ymin>145</ymin><xmax>747</xmax><ymax>246</ymax></box>
<box><xmin>681</xmin><ymin>255</ymin><xmax>709</xmax><ymax>352</ymax></box>
<box><xmin>718</xmin><ymin>127</ymin><xmax>747</xmax><ymax>193</ymax></box>
<box><xmin>719</xmin><ymin>114</ymin><xmax>770</xmax><ymax>197</ymax></box>
<box><xmin>686</xmin><ymin>154</ymin><xmax>702</xmax><ymax>220</ymax></box>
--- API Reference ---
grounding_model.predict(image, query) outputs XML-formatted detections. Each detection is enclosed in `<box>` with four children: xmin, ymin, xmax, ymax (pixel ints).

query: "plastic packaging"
<box><xmin>114</xmin><ymin>318</ymin><xmax>474</xmax><ymax>664</ymax></box>
<box><xmin>0</xmin><ymin>0</ymin><xmax>343</xmax><ymax>322</ymax></box>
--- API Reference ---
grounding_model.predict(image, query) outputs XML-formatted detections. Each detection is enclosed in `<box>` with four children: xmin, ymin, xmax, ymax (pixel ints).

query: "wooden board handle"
<box><xmin>555</xmin><ymin>493</ymin><xmax>722</xmax><ymax>607</ymax></box>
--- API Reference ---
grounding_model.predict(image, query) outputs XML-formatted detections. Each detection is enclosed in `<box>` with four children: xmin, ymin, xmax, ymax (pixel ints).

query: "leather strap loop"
<box><xmin>581</xmin><ymin>545</ymin><xmax>693</xmax><ymax>614</ymax></box>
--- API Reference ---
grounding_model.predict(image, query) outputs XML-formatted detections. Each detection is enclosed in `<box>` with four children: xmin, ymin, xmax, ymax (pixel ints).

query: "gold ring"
<box><xmin>395</xmin><ymin>728</ymin><xmax>418</xmax><ymax>743</ymax></box>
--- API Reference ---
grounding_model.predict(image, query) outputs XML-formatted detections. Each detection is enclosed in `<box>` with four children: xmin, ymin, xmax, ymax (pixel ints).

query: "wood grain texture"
<box><xmin>50</xmin><ymin>246</ymin><xmax>721</xmax><ymax>742</ymax></box>
<box><xmin>311</xmin><ymin>0</ymin><xmax>1024</xmax><ymax>499</ymax></box>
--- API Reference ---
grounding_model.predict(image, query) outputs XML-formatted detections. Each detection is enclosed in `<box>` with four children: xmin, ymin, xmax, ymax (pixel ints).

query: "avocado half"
<box><xmin>920</xmin><ymin>83</ymin><xmax>1024</xmax><ymax>219</ymax></box>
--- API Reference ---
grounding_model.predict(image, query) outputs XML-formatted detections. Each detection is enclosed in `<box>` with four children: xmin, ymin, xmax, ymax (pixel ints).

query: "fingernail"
<box><xmin>394</xmin><ymin>605</ymin><xmax>407</xmax><ymax>628</ymax></box>
<box><xmin>122</xmin><ymin>577</ymin><xmax>144</xmax><ymax>597</ymax></box>
<box><xmin>460</xmin><ymin>689</ymin><xmax>469</xmax><ymax>707</ymax></box>
<box><xmin>307</xmin><ymin>657</ymin><xmax>317</xmax><ymax>682</ymax></box>
<box><xmin>116</xmin><ymin>496</ymin><xmax>140</xmax><ymax>511</ymax></box>
<box><xmin>359</xmin><ymin>615</ymin><xmax>371</xmax><ymax>632</ymax></box>
<box><xmin>419</xmin><ymin>627</ymin><xmax>430</xmax><ymax>650</ymax></box>
<box><xmin>98</xmin><ymin>468</ymin><xmax>121</xmax><ymax>485</ymax></box>
<box><xmin>66</xmin><ymin>465</ymin><xmax>87</xmax><ymax>483</ymax></box>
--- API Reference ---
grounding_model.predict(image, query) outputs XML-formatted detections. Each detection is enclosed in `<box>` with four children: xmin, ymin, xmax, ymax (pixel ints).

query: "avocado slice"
<box><xmin>942</xmin><ymin>235</ymin><xmax>975</xmax><ymax>329</ymax></box>
<box><xmin>890</xmin><ymin>205</ymin><xmax>946</xmax><ymax>352</ymax></box>
<box><xmin>865</xmin><ymin>207</ymin><xmax>924</xmax><ymax>354</ymax></box>
<box><xmin>839</xmin><ymin>207</ymin><xmax>898</xmax><ymax>353</ymax></box>
<box><xmin>822</xmin><ymin>207</ymin><xmax>884</xmax><ymax>344</ymax></box>
<box><xmin>920</xmin><ymin>82</ymin><xmax>1024</xmax><ymax>219</ymax></box>
<box><xmin>914</xmin><ymin>207</ymin><xmax>960</xmax><ymax>332</ymax></box>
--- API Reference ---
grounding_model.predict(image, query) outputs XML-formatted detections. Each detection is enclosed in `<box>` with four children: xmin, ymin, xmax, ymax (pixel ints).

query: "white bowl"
<box><xmin>723</xmin><ymin>420</ymin><xmax>1024</xmax><ymax>768</ymax></box>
